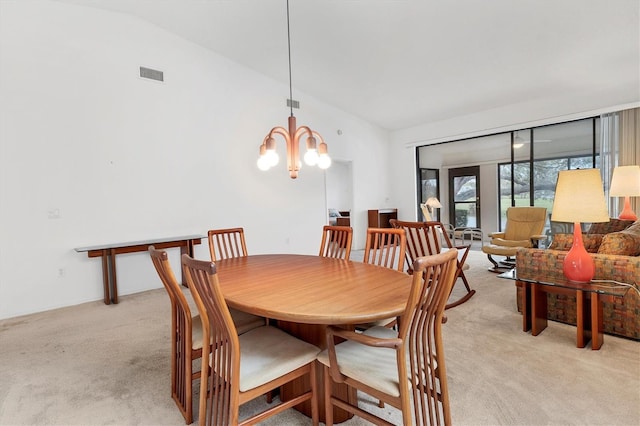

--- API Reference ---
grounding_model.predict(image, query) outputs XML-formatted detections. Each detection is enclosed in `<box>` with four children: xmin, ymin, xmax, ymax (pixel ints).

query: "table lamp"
<box><xmin>551</xmin><ymin>169</ymin><xmax>610</xmax><ymax>283</ymax></box>
<box><xmin>420</xmin><ymin>197</ymin><xmax>442</xmax><ymax>221</ymax></box>
<box><xmin>609</xmin><ymin>165</ymin><xmax>640</xmax><ymax>221</ymax></box>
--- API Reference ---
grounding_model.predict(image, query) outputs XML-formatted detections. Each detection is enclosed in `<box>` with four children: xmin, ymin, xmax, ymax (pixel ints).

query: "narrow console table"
<box><xmin>75</xmin><ymin>235</ymin><xmax>204</xmax><ymax>305</ymax></box>
<box><xmin>498</xmin><ymin>269</ymin><xmax>633</xmax><ymax>350</ymax></box>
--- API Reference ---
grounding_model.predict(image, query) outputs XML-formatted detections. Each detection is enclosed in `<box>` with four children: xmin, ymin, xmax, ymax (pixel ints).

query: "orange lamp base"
<box><xmin>618</xmin><ymin>196</ymin><xmax>638</xmax><ymax>221</ymax></box>
<box><xmin>563</xmin><ymin>223</ymin><xmax>595</xmax><ymax>283</ymax></box>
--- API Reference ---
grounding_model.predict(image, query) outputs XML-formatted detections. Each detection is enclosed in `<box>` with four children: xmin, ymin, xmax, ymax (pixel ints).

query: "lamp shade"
<box><xmin>609</xmin><ymin>165</ymin><xmax>640</xmax><ymax>220</ymax></box>
<box><xmin>551</xmin><ymin>169</ymin><xmax>609</xmax><ymax>224</ymax></box>
<box><xmin>609</xmin><ymin>165</ymin><xmax>640</xmax><ymax>197</ymax></box>
<box><xmin>426</xmin><ymin>197</ymin><xmax>442</xmax><ymax>209</ymax></box>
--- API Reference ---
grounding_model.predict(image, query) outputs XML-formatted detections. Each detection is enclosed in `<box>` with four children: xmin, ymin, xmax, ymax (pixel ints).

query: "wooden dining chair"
<box><xmin>319</xmin><ymin>225</ymin><xmax>353</xmax><ymax>260</ymax></box>
<box><xmin>207</xmin><ymin>227</ymin><xmax>248</xmax><ymax>261</ymax></box>
<box><xmin>358</xmin><ymin>227</ymin><xmax>407</xmax><ymax>329</ymax></box>
<box><xmin>363</xmin><ymin>227</ymin><xmax>406</xmax><ymax>271</ymax></box>
<box><xmin>318</xmin><ymin>249</ymin><xmax>458</xmax><ymax>426</ymax></box>
<box><xmin>181</xmin><ymin>254</ymin><xmax>321</xmax><ymax>426</ymax></box>
<box><xmin>206</xmin><ymin>226</ymin><xmax>267</xmax><ymax>334</ymax></box>
<box><xmin>149</xmin><ymin>247</ymin><xmax>265</xmax><ymax>423</ymax></box>
<box><xmin>390</xmin><ymin>219</ymin><xmax>476</xmax><ymax>309</ymax></box>
<box><xmin>148</xmin><ymin>246</ymin><xmax>208</xmax><ymax>424</ymax></box>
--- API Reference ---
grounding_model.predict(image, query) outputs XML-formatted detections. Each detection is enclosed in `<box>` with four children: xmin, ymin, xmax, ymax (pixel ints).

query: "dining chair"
<box><xmin>206</xmin><ymin>226</ymin><xmax>267</xmax><ymax>332</ymax></box>
<box><xmin>319</xmin><ymin>225</ymin><xmax>353</xmax><ymax>260</ymax></box>
<box><xmin>148</xmin><ymin>246</ymin><xmax>208</xmax><ymax>424</ymax></box>
<box><xmin>207</xmin><ymin>227</ymin><xmax>248</xmax><ymax>261</ymax></box>
<box><xmin>390</xmin><ymin>219</ymin><xmax>475</xmax><ymax>309</ymax></box>
<box><xmin>359</xmin><ymin>227</ymin><xmax>407</xmax><ymax>329</ymax></box>
<box><xmin>317</xmin><ymin>249</ymin><xmax>458</xmax><ymax>426</ymax></box>
<box><xmin>362</xmin><ymin>227</ymin><xmax>406</xmax><ymax>271</ymax></box>
<box><xmin>149</xmin><ymin>247</ymin><xmax>266</xmax><ymax>424</ymax></box>
<box><xmin>181</xmin><ymin>254</ymin><xmax>321</xmax><ymax>426</ymax></box>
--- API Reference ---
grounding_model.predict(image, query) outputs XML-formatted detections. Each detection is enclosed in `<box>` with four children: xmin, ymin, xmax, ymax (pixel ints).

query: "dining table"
<box><xmin>214</xmin><ymin>253</ymin><xmax>413</xmax><ymax>423</ymax></box>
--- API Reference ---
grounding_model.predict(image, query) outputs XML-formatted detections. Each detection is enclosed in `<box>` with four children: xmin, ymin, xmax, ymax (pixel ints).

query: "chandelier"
<box><xmin>257</xmin><ymin>0</ymin><xmax>331</xmax><ymax>179</ymax></box>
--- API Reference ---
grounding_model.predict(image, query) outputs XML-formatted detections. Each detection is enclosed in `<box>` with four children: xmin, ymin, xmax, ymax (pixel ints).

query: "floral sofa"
<box><xmin>514</xmin><ymin>219</ymin><xmax>640</xmax><ymax>340</ymax></box>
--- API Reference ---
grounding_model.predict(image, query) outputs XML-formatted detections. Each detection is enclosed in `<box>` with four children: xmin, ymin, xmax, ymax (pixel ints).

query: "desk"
<box><xmin>498</xmin><ymin>269</ymin><xmax>631</xmax><ymax>350</ymax></box>
<box><xmin>215</xmin><ymin>254</ymin><xmax>412</xmax><ymax>422</ymax></box>
<box><xmin>75</xmin><ymin>235</ymin><xmax>203</xmax><ymax>305</ymax></box>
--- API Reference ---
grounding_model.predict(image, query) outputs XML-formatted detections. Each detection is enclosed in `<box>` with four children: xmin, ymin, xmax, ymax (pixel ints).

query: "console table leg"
<box><xmin>101</xmin><ymin>250</ymin><xmax>110</xmax><ymax>305</ymax></box>
<box><xmin>179</xmin><ymin>241</ymin><xmax>196</xmax><ymax>287</ymax></box>
<box><xmin>109</xmin><ymin>248</ymin><xmax>118</xmax><ymax>304</ymax></box>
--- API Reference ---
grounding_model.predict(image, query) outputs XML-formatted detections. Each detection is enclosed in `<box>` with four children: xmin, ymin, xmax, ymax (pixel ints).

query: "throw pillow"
<box><xmin>621</xmin><ymin>220</ymin><xmax>640</xmax><ymax>237</ymax></box>
<box><xmin>587</xmin><ymin>218</ymin><xmax>635</xmax><ymax>234</ymax></box>
<box><xmin>549</xmin><ymin>233</ymin><xmax>603</xmax><ymax>253</ymax></box>
<box><xmin>597</xmin><ymin>231</ymin><xmax>640</xmax><ymax>256</ymax></box>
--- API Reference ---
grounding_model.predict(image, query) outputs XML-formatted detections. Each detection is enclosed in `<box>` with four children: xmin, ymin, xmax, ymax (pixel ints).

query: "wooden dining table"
<box><xmin>214</xmin><ymin>253</ymin><xmax>412</xmax><ymax>423</ymax></box>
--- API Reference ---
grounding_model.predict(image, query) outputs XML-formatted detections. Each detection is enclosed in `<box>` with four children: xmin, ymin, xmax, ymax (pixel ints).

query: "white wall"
<box><xmin>0</xmin><ymin>0</ymin><xmax>391</xmax><ymax>319</ymax></box>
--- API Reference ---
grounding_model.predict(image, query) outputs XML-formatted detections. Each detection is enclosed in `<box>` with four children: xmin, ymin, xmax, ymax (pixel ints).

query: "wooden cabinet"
<box><xmin>368</xmin><ymin>209</ymin><xmax>398</xmax><ymax>228</ymax></box>
<box><xmin>336</xmin><ymin>217</ymin><xmax>351</xmax><ymax>226</ymax></box>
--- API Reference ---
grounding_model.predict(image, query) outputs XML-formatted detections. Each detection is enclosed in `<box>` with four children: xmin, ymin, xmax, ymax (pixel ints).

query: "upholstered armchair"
<box><xmin>482</xmin><ymin>207</ymin><xmax>547</xmax><ymax>272</ymax></box>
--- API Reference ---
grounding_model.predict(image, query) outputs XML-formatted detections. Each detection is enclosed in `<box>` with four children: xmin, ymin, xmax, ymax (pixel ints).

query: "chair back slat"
<box><xmin>319</xmin><ymin>225</ymin><xmax>353</xmax><ymax>259</ymax></box>
<box><xmin>363</xmin><ymin>227</ymin><xmax>406</xmax><ymax>271</ymax></box>
<box><xmin>208</xmin><ymin>227</ymin><xmax>248</xmax><ymax>261</ymax></box>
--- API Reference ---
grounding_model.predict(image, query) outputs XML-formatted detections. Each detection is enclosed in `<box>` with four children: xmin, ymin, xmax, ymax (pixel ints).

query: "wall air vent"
<box><xmin>286</xmin><ymin>99</ymin><xmax>300</xmax><ymax>109</ymax></box>
<box><xmin>139</xmin><ymin>66</ymin><xmax>164</xmax><ymax>82</ymax></box>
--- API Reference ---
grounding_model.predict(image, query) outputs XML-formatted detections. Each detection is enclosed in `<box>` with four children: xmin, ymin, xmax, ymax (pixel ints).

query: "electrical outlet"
<box><xmin>58</xmin><ymin>268</ymin><xmax>65</xmax><ymax>278</ymax></box>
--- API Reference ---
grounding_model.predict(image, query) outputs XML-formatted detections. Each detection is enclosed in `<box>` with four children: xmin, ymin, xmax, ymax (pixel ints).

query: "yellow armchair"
<box><xmin>482</xmin><ymin>207</ymin><xmax>547</xmax><ymax>272</ymax></box>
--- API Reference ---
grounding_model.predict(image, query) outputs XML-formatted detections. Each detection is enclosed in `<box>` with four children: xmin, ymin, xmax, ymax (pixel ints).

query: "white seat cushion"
<box><xmin>233</xmin><ymin>326</ymin><xmax>320</xmax><ymax>392</ymax></box>
<box><xmin>317</xmin><ymin>326</ymin><xmax>401</xmax><ymax>397</ymax></box>
<box><xmin>229</xmin><ymin>308</ymin><xmax>265</xmax><ymax>335</ymax></box>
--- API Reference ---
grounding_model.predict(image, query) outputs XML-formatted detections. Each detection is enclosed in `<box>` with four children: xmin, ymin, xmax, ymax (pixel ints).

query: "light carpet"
<box><xmin>1</xmin><ymin>250</ymin><xmax>639</xmax><ymax>425</ymax></box>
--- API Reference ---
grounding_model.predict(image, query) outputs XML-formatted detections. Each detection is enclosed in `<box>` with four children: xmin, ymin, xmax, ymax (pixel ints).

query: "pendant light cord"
<box><xmin>286</xmin><ymin>0</ymin><xmax>293</xmax><ymax>117</ymax></box>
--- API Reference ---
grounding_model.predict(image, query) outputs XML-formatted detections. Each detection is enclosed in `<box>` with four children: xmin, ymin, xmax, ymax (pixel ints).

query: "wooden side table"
<box><xmin>499</xmin><ymin>269</ymin><xmax>632</xmax><ymax>350</ymax></box>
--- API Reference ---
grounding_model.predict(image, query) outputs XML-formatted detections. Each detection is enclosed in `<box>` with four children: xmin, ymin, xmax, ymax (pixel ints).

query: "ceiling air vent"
<box><xmin>139</xmin><ymin>66</ymin><xmax>164</xmax><ymax>82</ymax></box>
<box><xmin>286</xmin><ymin>99</ymin><xmax>300</xmax><ymax>109</ymax></box>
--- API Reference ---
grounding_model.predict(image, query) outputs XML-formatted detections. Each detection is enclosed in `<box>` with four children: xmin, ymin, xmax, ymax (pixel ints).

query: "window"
<box><xmin>419</xmin><ymin>168</ymin><xmax>439</xmax><ymax>221</ymax></box>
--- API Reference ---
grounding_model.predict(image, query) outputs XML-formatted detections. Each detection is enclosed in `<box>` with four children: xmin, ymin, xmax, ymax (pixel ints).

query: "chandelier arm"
<box><xmin>294</xmin><ymin>126</ymin><xmax>326</xmax><ymax>145</ymax></box>
<box><xmin>265</xmin><ymin>127</ymin><xmax>291</xmax><ymax>144</ymax></box>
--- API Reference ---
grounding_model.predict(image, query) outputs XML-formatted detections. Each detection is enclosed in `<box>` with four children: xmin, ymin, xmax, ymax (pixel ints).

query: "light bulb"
<box><xmin>265</xmin><ymin>149</ymin><xmax>279</xmax><ymax>167</ymax></box>
<box><xmin>304</xmin><ymin>149</ymin><xmax>319</xmax><ymax>166</ymax></box>
<box><xmin>318</xmin><ymin>154</ymin><xmax>331</xmax><ymax>169</ymax></box>
<box><xmin>257</xmin><ymin>156</ymin><xmax>270</xmax><ymax>171</ymax></box>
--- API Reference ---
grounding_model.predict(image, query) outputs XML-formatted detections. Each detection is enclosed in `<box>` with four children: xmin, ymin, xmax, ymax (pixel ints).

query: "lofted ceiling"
<box><xmin>54</xmin><ymin>0</ymin><xmax>640</xmax><ymax>131</ymax></box>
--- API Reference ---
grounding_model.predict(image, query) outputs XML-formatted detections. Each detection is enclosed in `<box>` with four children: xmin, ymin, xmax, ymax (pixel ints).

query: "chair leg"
<box><xmin>486</xmin><ymin>253</ymin><xmax>500</xmax><ymax>270</ymax></box>
<box><xmin>323</xmin><ymin>365</ymin><xmax>334</xmax><ymax>426</ymax></box>
<box><xmin>486</xmin><ymin>254</ymin><xmax>512</xmax><ymax>273</ymax></box>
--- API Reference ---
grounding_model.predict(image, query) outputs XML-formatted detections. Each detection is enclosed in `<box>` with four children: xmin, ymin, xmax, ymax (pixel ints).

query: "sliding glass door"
<box><xmin>448</xmin><ymin>166</ymin><xmax>480</xmax><ymax>228</ymax></box>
